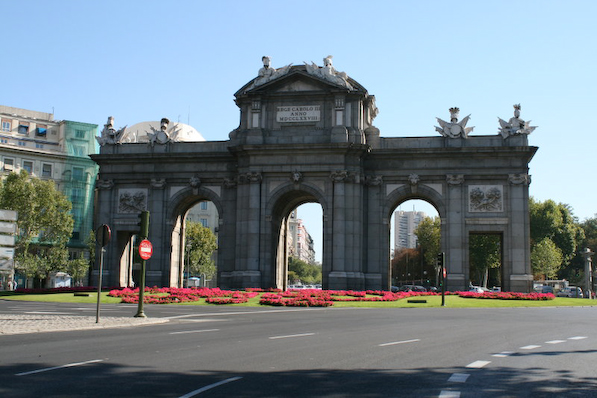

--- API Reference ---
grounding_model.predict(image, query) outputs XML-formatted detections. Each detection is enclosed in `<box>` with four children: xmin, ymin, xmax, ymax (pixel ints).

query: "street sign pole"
<box><xmin>135</xmin><ymin>211</ymin><xmax>150</xmax><ymax>318</ymax></box>
<box><xmin>95</xmin><ymin>225</ymin><xmax>111</xmax><ymax>323</ymax></box>
<box><xmin>438</xmin><ymin>252</ymin><xmax>446</xmax><ymax>307</ymax></box>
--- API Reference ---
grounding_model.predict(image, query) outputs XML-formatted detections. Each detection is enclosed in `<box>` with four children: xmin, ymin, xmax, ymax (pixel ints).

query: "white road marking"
<box><xmin>15</xmin><ymin>359</ymin><xmax>103</xmax><ymax>376</ymax></box>
<box><xmin>378</xmin><ymin>339</ymin><xmax>420</xmax><ymax>347</ymax></box>
<box><xmin>492</xmin><ymin>351</ymin><xmax>514</xmax><ymax>358</ymax></box>
<box><xmin>465</xmin><ymin>360</ymin><xmax>491</xmax><ymax>369</ymax></box>
<box><xmin>269</xmin><ymin>332</ymin><xmax>315</xmax><ymax>340</ymax></box>
<box><xmin>439</xmin><ymin>390</ymin><xmax>461</xmax><ymax>397</ymax></box>
<box><xmin>169</xmin><ymin>329</ymin><xmax>220</xmax><ymax>335</ymax></box>
<box><xmin>520</xmin><ymin>345</ymin><xmax>541</xmax><ymax>350</ymax></box>
<box><xmin>569</xmin><ymin>336</ymin><xmax>588</xmax><ymax>340</ymax></box>
<box><xmin>24</xmin><ymin>311</ymin><xmax>71</xmax><ymax>315</ymax></box>
<box><xmin>546</xmin><ymin>340</ymin><xmax>566</xmax><ymax>344</ymax></box>
<box><xmin>178</xmin><ymin>377</ymin><xmax>243</xmax><ymax>398</ymax></box>
<box><xmin>448</xmin><ymin>373</ymin><xmax>470</xmax><ymax>383</ymax></box>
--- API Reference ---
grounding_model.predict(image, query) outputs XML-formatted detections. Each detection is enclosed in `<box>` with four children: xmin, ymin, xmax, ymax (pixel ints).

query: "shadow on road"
<box><xmin>4</xmin><ymin>355</ymin><xmax>597</xmax><ymax>398</ymax></box>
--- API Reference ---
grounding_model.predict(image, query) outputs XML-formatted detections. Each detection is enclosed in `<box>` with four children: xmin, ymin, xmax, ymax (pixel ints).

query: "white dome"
<box><xmin>120</xmin><ymin>121</ymin><xmax>205</xmax><ymax>143</ymax></box>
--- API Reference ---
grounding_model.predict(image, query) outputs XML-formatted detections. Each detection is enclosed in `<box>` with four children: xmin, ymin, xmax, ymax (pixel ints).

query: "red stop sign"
<box><xmin>139</xmin><ymin>239</ymin><xmax>153</xmax><ymax>260</ymax></box>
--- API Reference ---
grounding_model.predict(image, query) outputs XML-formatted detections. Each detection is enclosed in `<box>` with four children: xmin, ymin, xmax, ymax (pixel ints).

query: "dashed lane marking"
<box><xmin>178</xmin><ymin>377</ymin><xmax>243</xmax><ymax>398</ymax></box>
<box><xmin>269</xmin><ymin>332</ymin><xmax>315</xmax><ymax>340</ymax></box>
<box><xmin>569</xmin><ymin>336</ymin><xmax>588</xmax><ymax>340</ymax></box>
<box><xmin>545</xmin><ymin>340</ymin><xmax>566</xmax><ymax>344</ymax></box>
<box><xmin>465</xmin><ymin>360</ymin><xmax>491</xmax><ymax>369</ymax></box>
<box><xmin>378</xmin><ymin>339</ymin><xmax>420</xmax><ymax>347</ymax></box>
<box><xmin>439</xmin><ymin>390</ymin><xmax>461</xmax><ymax>397</ymax></box>
<box><xmin>15</xmin><ymin>359</ymin><xmax>103</xmax><ymax>376</ymax></box>
<box><xmin>492</xmin><ymin>351</ymin><xmax>514</xmax><ymax>358</ymax></box>
<box><xmin>448</xmin><ymin>373</ymin><xmax>470</xmax><ymax>383</ymax></box>
<box><xmin>520</xmin><ymin>345</ymin><xmax>541</xmax><ymax>350</ymax></box>
<box><xmin>169</xmin><ymin>329</ymin><xmax>220</xmax><ymax>335</ymax></box>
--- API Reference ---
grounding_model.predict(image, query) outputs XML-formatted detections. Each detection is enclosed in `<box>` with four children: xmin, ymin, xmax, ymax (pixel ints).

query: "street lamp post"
<box><xmin>582</xmin><ymin>248</ymin><xmax>594</xmax><ymax>299</ymax></box>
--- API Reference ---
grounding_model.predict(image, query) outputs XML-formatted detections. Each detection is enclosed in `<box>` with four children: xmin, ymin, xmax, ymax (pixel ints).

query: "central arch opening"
<box><xmin>390</xmin><ymin>199</ymin><xmax>440</xmax><ymax>291</ymax></box>
<box><xmin>271</xmin><ymin>189</ymin><xmax>324</xmax><ymax>290</ymax></box>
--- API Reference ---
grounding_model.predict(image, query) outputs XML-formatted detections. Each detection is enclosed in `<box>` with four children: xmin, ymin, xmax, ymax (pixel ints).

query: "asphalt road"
<box><xmin>1</xmin><ymin>300</ymin><xmax>596</xmax><ymax>397</ymax></box>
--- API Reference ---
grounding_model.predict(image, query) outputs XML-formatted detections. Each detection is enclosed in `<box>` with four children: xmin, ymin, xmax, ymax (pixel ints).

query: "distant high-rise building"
<box><xmin>394</xmin><ymin>210</ymin><xmax>426</xmax><ymax>251</ymax></box>
<box><xmin>288</xmin><ymin>209</ymin><xmax>315</xmax><ymax>264</ymax></box>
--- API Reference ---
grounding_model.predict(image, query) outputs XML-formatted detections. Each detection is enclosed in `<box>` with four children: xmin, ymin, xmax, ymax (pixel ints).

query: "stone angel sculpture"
<box><xmin>498</xmin><ymin>104</ymin><xmax>537</xmax><ymax>138</ymax></box>
<box><xmin>435</xmin><ymin>107</ymin><xmax>474</xmax><ymax>139</ymax></box>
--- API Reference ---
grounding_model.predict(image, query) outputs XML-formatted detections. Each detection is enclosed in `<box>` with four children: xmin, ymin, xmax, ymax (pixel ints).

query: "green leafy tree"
<box><xmin>531</xmin><ymin>238</ymin><xmax>563</xmax><ymax>279</ymax></box>
<box><xmin>529</xmin><ymin>198</ymin><xmax>583</xmax><ymax>268</ymax></box>
<box><xmin>469</xmin><ymin>234</ymin><xmax>501</xmax><ymax>287</ymax></box>
<box><xmin>66</xmin><ymin>258</ymin><xmax>90</xmax><ymax>286</ymax></box>
<box><xmin>184</xmin><ymin>221</ymin><xmax>218</xmax><ymax>281</ymax></box>
<box><xmin>414</xmin><ymin>216</ymin><xmax>441</xmax><ymax>284</ymax></box>
<box><xmin>0</xmin><ymin>171</ymin><xmax>74</xmax><ymax>285</ymax></box>
<box><xmin>288</xmin><ymin>257</ymin><xmax>321</xmax><ymax>285</ymax></box>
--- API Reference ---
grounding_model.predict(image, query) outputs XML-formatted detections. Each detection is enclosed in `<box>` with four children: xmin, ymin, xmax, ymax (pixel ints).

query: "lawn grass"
<box><xmin>2</xmin><ymin>291</ymin><xmax>595</xmax><ymax>308</ymax></box>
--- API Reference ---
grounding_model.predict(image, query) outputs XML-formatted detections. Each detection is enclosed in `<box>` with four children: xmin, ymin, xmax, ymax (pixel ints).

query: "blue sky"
<box><xmin>3</xmin><ymin>0</ymin><xmax>596</xmax><ymax>261</ymax></box>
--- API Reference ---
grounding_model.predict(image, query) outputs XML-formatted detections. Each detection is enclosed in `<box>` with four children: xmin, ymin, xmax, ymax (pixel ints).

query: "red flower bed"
<box><xmin>457</xmin><ymin>291</ymin><xmax>555</xmax><ymax>300</ymax></box>
<box><xmin>106</xmin><ymin>287</ymin><xmax>554</xmax><ymax>306</ymax></box>
<box><xmin>108</xmin><ymin>286</ymin><xmax>258</xmax><ymax>304</ymax></box>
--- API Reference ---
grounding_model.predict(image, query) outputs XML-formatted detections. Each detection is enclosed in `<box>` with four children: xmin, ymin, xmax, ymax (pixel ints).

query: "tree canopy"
<box><xmin>414</xmin><ymin>216</ymin><xmax>441</xmax><ymax>270</ymax></box>
<box><xmin>0</xmin><ymin>171</ymin><xmax>75</xmax><ymax>283</ymax></box>
<box><xmin>184</xmin><ymin>220</ymin><xmax>218</xmax><ymax>280</ymax></box>
<box><xmin>288</xmin><ymin>257</ymin><xmax>321</xmax><ymax>285</ymax></box>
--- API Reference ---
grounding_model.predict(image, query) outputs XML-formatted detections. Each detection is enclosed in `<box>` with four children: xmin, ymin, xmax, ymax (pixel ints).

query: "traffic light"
<box><xmin>137</xmin><ymin>211</ymin><xmax>150</xmax><ymax>239</ymax></box>
<box><xmin>437</xmin><ymin>252</ymin><xmax>444</xmax><ymax>268</ymax></box>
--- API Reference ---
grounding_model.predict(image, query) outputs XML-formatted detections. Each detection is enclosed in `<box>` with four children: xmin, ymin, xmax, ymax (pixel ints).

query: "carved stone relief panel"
<box><xmin>118</xmin><ymin>189</ymin><xmax>148</xmax><ymax>213</ymax></box>
<box><xmin>468</xmin><ymin>185</ymin><xmax>503</xmax><ymax>212</ymax></box>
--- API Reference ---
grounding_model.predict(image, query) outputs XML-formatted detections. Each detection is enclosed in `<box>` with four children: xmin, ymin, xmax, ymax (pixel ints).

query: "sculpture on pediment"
<box><xmin>435</xmin><ymin>107</ymin><xmax>474</xmax><ymax>139</ymax></box>
<box><xmin>498</xmin><ymin>104</ymin><xmax>537</xmax><ymax>138</ymax></box>
<box><xmin>148</xmin><ymin>118</ymin><xmax>177</xmax><ymax>145</ymax></box>
<box><xmin>97</xmin><ymin>116</ymin><xmax>126</xmax><ymax>146</ymax></box>
<box><xmin>252</xmin><ymin>56</ymin><xmax>292</xmax><ymax>88</ymax></box>
<box><xmin>304</xmin><ymin>55</ymin><xmax>354</xmax><ymax>90</ymax></box>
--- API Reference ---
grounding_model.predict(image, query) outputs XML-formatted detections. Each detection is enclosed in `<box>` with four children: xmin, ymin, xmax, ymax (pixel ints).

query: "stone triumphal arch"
<box><xmin>92</xmin><ymin>56</ymin><xmax>537</xmax><ymax>292</ymax></box>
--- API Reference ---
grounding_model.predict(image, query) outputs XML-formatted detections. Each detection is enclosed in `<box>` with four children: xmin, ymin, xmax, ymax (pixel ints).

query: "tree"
<box><xmin>531</xmin><ymin>238</ymin><xmax>563</xmax><ymax>279</ymax></box>
<box><xmin>391</xmin><ymin>248</ymin><xmax>422</xmax><ymax>284</ymax></box>
<box><xmin>414</xmin><ymin>216</ymin><xmax>441</xmax><ymax>284</ymax></box>
<box><xmin>184</xmin><ymin>221</ymin><xmax>218</xmax><ymax>281</ymax></box>
<box><xmin>0</xmin><ymin>171</ymin><xmax>74</xmax><ymax>286</ymax></box>
<box><xmin>288</xmin><ymin>257</ymin><xmax>321</xmax><ymax>285</ymax></box>
<box><xmin>529</xmin><ymin>198</ymin><xmax>583</xmax><ymax>267</ymax></box>
<box><xmin>469</xmin><ymin>234</ymin><xmax>501</xmax><ymax>287</ymax></box>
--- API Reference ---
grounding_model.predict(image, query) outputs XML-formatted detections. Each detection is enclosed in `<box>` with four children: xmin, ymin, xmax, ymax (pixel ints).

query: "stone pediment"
<box><xmin>236</xmin><ymin>65</ymin><xmax>366</xmax><ymax>97</ymax></box>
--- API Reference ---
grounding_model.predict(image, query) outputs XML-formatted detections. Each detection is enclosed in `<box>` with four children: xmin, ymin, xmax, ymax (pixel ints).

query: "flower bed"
<box><xmin>457</xmin><ymin>291</ymin><xmax>555</xmax><ymax>300</ymax></box>
<box><xmin>108</xmin><ymin>286</ymin><xmax>258</xmax><ymax>304</ymax></box>
<box><xmin>106</xmin><ymin>287</ymin><xmax>555</xmax><ymax>306</ymax></box>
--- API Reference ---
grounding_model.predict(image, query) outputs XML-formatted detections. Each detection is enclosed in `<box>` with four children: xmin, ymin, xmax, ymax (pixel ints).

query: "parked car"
<box><xmin>534</xmin><ymin>285</ymin><xmax>553</xmax><ymax>294</ymax></box>
<box><xmin>469</xmin><ymin>286</ymin><xmax>489</xmax><ymax>293</ymax></box>
<box><xmin>556</xmin><ymin>286</ymin><xmax>583</xmax><ymax>298</ymax></box>
<box><xmin>398</xmin><ymin>285</ymin><xmax>427</xmax><ymax>292</ymax></box>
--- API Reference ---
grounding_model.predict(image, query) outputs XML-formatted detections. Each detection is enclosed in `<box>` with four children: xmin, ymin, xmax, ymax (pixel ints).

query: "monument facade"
<box><xmin>92</xmin><ymin>57</ymin><xmax>537</xmax><ymax>292</ymax></box>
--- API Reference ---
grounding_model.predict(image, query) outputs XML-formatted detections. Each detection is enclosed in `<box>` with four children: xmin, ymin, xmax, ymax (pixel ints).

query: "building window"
<box><xmin>1</xmin><ymin>120</ymin><xmax>10</xmax><ymax>132</ymax></box>
<box><xmin>23</xmin><ymin>160</ymin><xmax>33</xmax><ymax>174</ymax></box>
<box><xmin>72</xmin><ymin>145</ymin><xmax>85</xmax><ymax>156</ymax></box>
<box><xmin>72</xmin><ymin>167</ymin><xmax>84</xmax><ymax>181</ymax></box>
<box><xmin>42</xmin><ymin>163</ymin><xmax>52</xmax><ymax>178</ymax></box>
<box><xmin>3</xmin><ymin>158</ymin><xmax>14</xmax><ymax>171</ymax></box>
<box><xmin>36</xmin><ymin>125</ymin><xmax>47</xmax><ymax>136</ymax></box>
<box><xmin>0</xmin><ymin>139</ymin><xmax>7</xmax><ymax>144</ymax></box>
<box><xmin>75</xmin><ymin>129</ymin><xmax>86</xmax><ymax>139</ymax></box>
<box><xmin>18</xmin><ymin>123</ymin><xmax>29</xmax><ymax>135</ymax></box>
<box><xmin>36</xmin><ymin>143</ymin><xmax>44</xmax><ymax>149</ymax></box>
<box><xmin>71</xmin><ymin>188</ymin><xmax>83</xmax><ymax>202</ymax></box>
<box><xmin>18</xmin><ymin>141</ymin><xmax>26</xmax><ymax>147</ymax></box>
<box><xmin>200</xmin><ymin>218</ymin><xmax>209</xmax><ymax>227</ymax></box>
<box><xmin>200</xmin><ymin>201</ymin><xmax>208</xmax><ymax>210</ymax></box>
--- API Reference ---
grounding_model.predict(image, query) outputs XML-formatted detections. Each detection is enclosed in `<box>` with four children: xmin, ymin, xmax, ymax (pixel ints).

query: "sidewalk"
<box><xmin>0</xmin><ymin>314</ymin><xmax>169</xmax><ymax>335</ymax></box>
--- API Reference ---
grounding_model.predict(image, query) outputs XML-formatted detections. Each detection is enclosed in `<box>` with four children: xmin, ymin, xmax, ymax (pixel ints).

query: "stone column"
<box><xmin>445</xmin><ymin>175</ymin><xmax>466</xmax><ymax>291</ymax></box>
<box><xmin>508</xmin><ymin>174</ymin><xmax>533</xmax><ymax>292</ymax></box>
